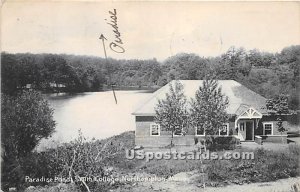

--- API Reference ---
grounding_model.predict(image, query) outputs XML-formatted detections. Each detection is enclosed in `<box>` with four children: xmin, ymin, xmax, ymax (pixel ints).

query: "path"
<box><xmin>115</xmin><ymin>171</ymin><xmax>300</xmax><ymax>192</ymax></box>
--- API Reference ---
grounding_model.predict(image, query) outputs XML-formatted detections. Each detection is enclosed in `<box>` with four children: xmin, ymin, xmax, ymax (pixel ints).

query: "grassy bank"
<box><xmin>16</xmin><ymin>131</ymin><xmax>300</xmax><ymax>192</ymax></box>
<box><xmin>205</xmin><ymin>144</ymin><xmax>300</xmax><ymax>187</ymax></box>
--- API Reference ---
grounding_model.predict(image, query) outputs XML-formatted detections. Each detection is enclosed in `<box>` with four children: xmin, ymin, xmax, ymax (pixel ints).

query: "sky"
<box><xmin>1</xmin><ymin>1</ymin><xmax>300</xmax><ymax>61</ymax></box>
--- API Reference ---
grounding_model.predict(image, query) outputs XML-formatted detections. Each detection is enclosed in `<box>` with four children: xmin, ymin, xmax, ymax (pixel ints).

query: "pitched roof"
<box><xmin>132</xmin><ymin>80</ymin><xmax>267</xmax><ymax>116</ymax></box>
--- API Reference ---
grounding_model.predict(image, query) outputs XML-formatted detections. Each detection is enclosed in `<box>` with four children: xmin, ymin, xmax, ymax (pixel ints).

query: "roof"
<box><xmin>132</xmin><ymin>80</ymin><xmax>267</xmax><ymax>116</ymax></box>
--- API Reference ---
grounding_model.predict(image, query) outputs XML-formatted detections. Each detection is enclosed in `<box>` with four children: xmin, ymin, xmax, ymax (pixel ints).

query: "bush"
<box><xmin>206</xmin><ymin>136</ymin><xmax>240</xmax><ymax>151</ymax></box>
<box><xmin>1</xmin><ymin>91</ymin><xmax>55</xmax><ymax>190</ymax></box>
<box><xmin>15</xmin><ymin>131</ymin><xmax>137</xmax><ymax>191</ymax></box>
<box><xmin>30</xmin><ymin>131</ymin><xmax>107</xmax><ymax>191</ymax></box>
<box><xmin>205</xmin><ymin>146</ymin><xmax>300</xmax><ymax>186</ymax></box>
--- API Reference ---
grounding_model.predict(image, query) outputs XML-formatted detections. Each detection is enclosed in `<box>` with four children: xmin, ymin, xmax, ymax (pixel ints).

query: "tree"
<box><xmin>289</xmin><ymin>90</ymin><xmax>300</xmax><ymax>111</ymax></box>
<box><xmin>163</xmin><ymin>53</ymin><xmax>208</xmax><ymax>80</ymax></box>
<box><xmin>1</xmin><ymin>90</ymin><xmax>56</xmax><ymax>189</ymax></box>
<box><xmin>221</xmin><ymin>47</ymin><xmax>247</xmax><ymax>79</ymax></box>
<box><xmin>42</xmin><ymin>54</ymin><xmax>70</xmax><ymax>86</ymax></box>
<box><xmin>266</xmin><ymin>94</ymin><xmax>289</xmax><ymax>143</ymax></box>
<box><xmin>154</xmin><ymin>81</ymin><xmax>188</xmax><ymax>149</ymax></box>
<box><xmin>266</xmin><ymin>94</ymin><xmax>289</xmax><ymax>115</ymax></box>
<box><xmin>1</xmin><ymin>53</ymin><xmax>19</xmax><ymax>95</ymax></box>
<box><xmin>247</xmin><ymin>49</ymin><xmax>275</xmax><ymax>68</ymax></box>
<box><xmin>190</xmin><ymin>79</ymin><xmax>229</xmax><ymax>146</ymax></box>
<box><xmin>279</xmin><ymin>45</ymin><xmax>300</xmax><ymax>79</ymax></box>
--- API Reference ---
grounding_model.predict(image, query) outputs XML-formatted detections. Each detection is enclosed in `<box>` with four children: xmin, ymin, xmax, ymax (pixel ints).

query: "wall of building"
<box><xmin>136</xmin><ymin>135</ymin><xmax>205</xmax><ymax>148</ymax></box>
<box><xmin>135</xmin><ymin>115</ymin><xmax>236</xmax><ymax>147</ymax></box>
<box><xmin>261</xmin><ymin>135</ymin><xmax>288</xmax><ymax>144</ymax></box>
<box><xmin>255</xmin><ymin>120</ymin><xmax>264</xmax><ymax>135</ymax></box>
<box><xmin>257</xmin><ymin>115</ymin><xmax>289</xmax><ymax>135</ymax></box>
<box><xmin>135</xmin><ymin>114</ymin><xmax>296</xmax><ymax>146</ymax></box>
<box><xmin>252</xmin><ymin>115</ymin><xmax>290</xmax><ymax>143</ymax></box>
<box><xmin>229</xmin><ymin>118</ymin><xmax>238</xmax><ymax>135</ymax></box>
<box><xmin>135</xmin><ymin>115</ymin><xmax>205</xmax><ymax>147</ymax></box>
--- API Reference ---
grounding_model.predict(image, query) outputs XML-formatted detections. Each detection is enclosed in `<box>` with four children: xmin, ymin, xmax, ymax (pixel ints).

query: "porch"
<box><xmin>235</xmin><ymin>107</ymin><xmax>263</xmax><ymax>142</ymax></box>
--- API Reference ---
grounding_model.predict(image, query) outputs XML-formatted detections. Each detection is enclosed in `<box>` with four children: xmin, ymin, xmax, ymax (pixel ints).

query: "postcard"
<box><xmin>1</xmin><ymin>1</ymin><xmax>300</xmax><ymax>192</ymax></box>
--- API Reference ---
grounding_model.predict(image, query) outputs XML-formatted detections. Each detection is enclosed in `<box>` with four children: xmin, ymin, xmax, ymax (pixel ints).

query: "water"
<box><xmin>38</xmin><ymin>90</ymin><xmax>152</xmax><ymax>149</ymax></box>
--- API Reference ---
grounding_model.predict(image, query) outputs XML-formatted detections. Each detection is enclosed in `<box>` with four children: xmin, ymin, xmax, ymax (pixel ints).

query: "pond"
<box><xmin>38</xmin><ymin>90</ymin><xmax>152</xmax><ymax>149</ymax></box>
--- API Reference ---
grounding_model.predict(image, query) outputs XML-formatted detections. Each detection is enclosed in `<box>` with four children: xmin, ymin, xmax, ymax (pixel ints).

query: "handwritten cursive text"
<box><xmin>106</xmin><ymin>9</ymin><xmax>125</xmax><ymax>53</ymax></box>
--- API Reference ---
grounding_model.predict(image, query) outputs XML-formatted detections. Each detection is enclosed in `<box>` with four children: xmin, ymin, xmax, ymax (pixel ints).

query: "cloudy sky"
<box><xmin>2</xmin><ymin>1</ymin><xmax>300</xmax><ymax>61</ymax></box>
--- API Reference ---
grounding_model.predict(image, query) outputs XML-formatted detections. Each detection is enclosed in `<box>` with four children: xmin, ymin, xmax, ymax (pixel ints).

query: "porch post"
<box><xmin>235</xmin><ymin>116</ymin><xmax>240</xmax><ymax>139</ymax></box>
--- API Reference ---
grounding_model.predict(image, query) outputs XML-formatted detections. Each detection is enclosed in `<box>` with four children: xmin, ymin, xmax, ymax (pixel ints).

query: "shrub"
<box><xmin>1</xmin><ymin>91</ymin><xmax>55</xmax><ymax>190</ymax></box>
<box><xmin>205</xmin><ymin>146</ymin><xmax>300</xmax><ymax>186</ymax></box>
<box><xmin>206</xmin><ymin>136</ymin><xmax>240</xmax><ymax>151</ymax></box>
<box><xmin>18</xmin><ymin>131</ymin><xmax>137</xmax><ymax>191</ymax></box>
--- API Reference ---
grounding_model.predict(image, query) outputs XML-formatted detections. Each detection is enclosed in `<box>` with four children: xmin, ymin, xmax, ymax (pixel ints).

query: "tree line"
<box><xmin>1</xmin><ymin>45</ymin><xmax>299</xmax><ymax>109</ymax></box>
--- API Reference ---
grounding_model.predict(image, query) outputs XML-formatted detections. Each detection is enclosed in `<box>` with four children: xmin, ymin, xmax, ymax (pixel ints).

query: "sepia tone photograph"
<box><xmin>1</xmin><ymin>1</ymin><xmax>300</xmax><ymax>191</ymax></box>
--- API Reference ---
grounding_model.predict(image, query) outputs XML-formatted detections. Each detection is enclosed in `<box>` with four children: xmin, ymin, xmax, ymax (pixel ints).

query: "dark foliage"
<box><xmin>1</xmin><ymin>45</ymin><xmax>300</xmax><ymax>109</ymax></box>
<box><xmin>190</xmin><ymin>79</ymin><xmax>229</xmax><ymax>136</ymax></box>
<box><xmin>206</xmin><ymin>136</ymin><xmax>240</xmax><ymax>151</ymax></box>
<box><xmin>1</xmin><ymin>91</ymin><xmax>55</xmax><ymax>190</ymax></box>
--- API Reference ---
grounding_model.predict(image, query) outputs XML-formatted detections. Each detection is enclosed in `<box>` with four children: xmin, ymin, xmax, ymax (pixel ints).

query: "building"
<box><xmin>132</xmin><ymin>80</ymin><xmax>290</xmax><ymax>148</ymax></box>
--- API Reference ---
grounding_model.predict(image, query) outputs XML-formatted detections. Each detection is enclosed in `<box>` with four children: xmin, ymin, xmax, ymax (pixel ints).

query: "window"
<box><xmin>240</xmin><ymin>122</ymin><xmax>245</xmax><ymax>131</ymax></box>
<box><xmin>219</xmin><ymin>123</ymin><xmax>229</xmax><ymax>136</ymax></box>
<box><xmin>150</xmin><ymin>123</ymin><xmax>160</xmax><ymax>136</ymax></box>
<box><xmin>195</xmin><ymin>126</ymin><xmax>205</xmax><ymax>136</ymax></box>
<box><xmin>173</xmin><ymin>126</ymin><xmax>183</xmax><ymax>136</ymax></box>
<box><xmin>263</xmin><ymin>123</ymin><xmax>273</xmax><ymax>135</ymax></box>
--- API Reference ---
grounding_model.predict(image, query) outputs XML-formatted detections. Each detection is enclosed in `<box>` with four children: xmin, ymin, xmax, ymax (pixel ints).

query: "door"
<box><xmin>238</xmin><ymin>120</ymin><xmax>254</xmax><ymax>141</ymax></box>
<box><xmin>245</xmin><ymin>121</ymin><xmax>253</xmax><ymax>140</ymax></box>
